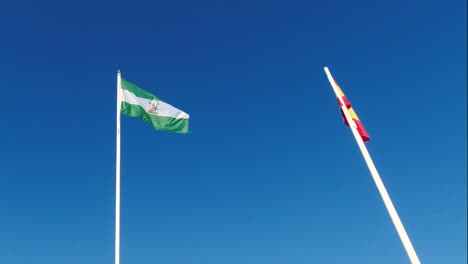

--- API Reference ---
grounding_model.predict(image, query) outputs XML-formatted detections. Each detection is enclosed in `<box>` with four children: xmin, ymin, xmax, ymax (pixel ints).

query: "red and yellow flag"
<box><xmin>335</xmin><ymin>82</ymin><xmax>370</xmax><ymax>142</ymax></box>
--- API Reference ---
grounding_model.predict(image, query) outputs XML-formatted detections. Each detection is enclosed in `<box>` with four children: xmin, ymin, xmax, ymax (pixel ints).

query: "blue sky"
<box><xmin>0</xmin><ymin>0</ymin><xmax>466</xmax><ymax>263</ymax></box>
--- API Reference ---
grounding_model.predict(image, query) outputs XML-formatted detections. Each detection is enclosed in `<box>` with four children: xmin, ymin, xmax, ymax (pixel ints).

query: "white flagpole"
<box><xmin>324</xmin><ymin>67</ymin><xmax>421</xmax><ymax>264</ymax></box>
<box><xmin>115</xmin><ymin>70</ymin><xmax>122</xmax><ymax>264</ymax></box>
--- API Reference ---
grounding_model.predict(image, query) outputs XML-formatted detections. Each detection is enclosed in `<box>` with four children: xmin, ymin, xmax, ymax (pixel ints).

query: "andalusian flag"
<box><xmin>120</xmin><ymin>78</ymin><xmax>189</xmax><ymax>133</ymax></box>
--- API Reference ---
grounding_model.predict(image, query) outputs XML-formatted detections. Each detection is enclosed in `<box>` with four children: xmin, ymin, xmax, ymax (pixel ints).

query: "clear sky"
<box><xmin>0</xmin><ymin>0</ymin><xmax>466</xmax><ymax>263</ymax></box>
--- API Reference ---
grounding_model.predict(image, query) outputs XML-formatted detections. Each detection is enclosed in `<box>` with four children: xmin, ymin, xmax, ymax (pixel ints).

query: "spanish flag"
<box><xmin>335</xmin><ymin>83</ymin><xmax>370</xmax><ymax>141</ymax></box>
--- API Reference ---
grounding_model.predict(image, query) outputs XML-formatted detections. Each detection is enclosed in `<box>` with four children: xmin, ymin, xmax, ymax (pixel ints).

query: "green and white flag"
<box><xmin>120</xmin><ymin>78</ymin><xmax>189</xmax><ymax>133</ymax></box>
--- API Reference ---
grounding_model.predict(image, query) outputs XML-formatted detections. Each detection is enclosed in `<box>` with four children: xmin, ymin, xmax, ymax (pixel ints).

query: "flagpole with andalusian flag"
<box><xmin>115</xmin><ymin>70</ymin><xmax>190</xmax><ymax>264</ymax></box>
<box><xmin>324</xmin><ymin>67</ymin><xmax>421</xmax><ymax>264</ymax></box>
<box><xmin>115</xmin><ymin>70</ymin><xmax>121</xmax><ymax>264</ymax></box>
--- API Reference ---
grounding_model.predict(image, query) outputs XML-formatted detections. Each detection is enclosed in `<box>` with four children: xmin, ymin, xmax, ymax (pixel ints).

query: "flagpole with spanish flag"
<box><xmin>324</xmin><ymin>67</ymin><xmax>421</xmax><ymax>264</ymax></box>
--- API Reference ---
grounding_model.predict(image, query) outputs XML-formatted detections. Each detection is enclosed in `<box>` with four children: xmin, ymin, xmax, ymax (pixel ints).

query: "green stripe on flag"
<box><xmin>121</xmin><ymin>102</ymin><xmax>189</xmax><ymax>133</ymax></box>
<box><xmin>121</xmin><ymin>78</ymin><xmax>163</xmax><ymax>101</ymax></box>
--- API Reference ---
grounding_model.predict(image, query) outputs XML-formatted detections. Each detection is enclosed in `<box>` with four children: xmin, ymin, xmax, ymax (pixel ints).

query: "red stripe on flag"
<box><xmin>337</xmin><ymin>96</ymin><xmax>352</xmax><ymax>109</ymax></box>
<box><xmin>340</xmin><ymin>108</ymin><xmax>350</xmax><ymax>126</ymax></box>
<box><xmin>354</xmin><ymin>119</ymin><xmax>370</xmax><ymax>142</ymax></box>
<box><xmin>338</xmin><ymin>109</ymin><xmax>370</xmax><ymax>141</ymax></box>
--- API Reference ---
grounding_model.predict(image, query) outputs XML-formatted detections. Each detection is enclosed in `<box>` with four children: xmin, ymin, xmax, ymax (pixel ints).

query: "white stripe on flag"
<box><xmin>121</xmin><ymin>89</ymin><xmax>189</xmax><ymax>119</ymax></box>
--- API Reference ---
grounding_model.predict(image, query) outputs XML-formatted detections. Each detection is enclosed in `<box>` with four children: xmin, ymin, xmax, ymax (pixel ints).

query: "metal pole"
<box><xmin>115</xmin><ymin>70</ymin><xmax>122</xmax><ymax>264</ymax></box>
